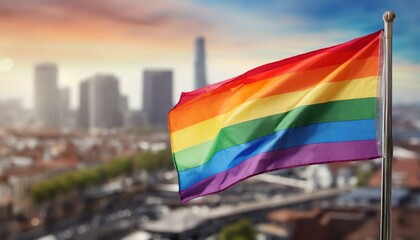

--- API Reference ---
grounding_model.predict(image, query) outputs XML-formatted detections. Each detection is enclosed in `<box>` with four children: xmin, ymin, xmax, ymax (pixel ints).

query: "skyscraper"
<box><xmin>34</xmin><ymin>63</ymin><xmax>60</xmax><ymax>128</ymax></box>
<box><xmin>119</xmin><ymin>95</ymin><xmax>129</xmax><ymax>116</ymax></box>
<box><xmin>78</xmin><ymin>75</ymin><xmax>122</xmax><ymax>129</ymax></box>
<box><xmin>78</xmin><ymin>79</ymin><xmax>90</xmax><ymax>129</ymax></box>
<box><xmin>59</xmin><ymin>87</ymin><xmax>70</xmax><ymax>128</ymax></box>
<box><xmin>143</xmin><ymin>70</ymin><xmax>173</xmax><ymax>126</ymax></box>
<box><xmin>194</xmin><ymin>37</ymin><xmax>207</xmax><ymax>89</ymax></box>
<box><xmin>89</xmin><ymin>74</ymin><xmax>122</xmax><ymax>129</ymax></box>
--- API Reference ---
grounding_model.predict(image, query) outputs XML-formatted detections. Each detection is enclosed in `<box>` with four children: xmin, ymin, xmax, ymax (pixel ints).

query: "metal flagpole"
<box><xmin>380</xmin><ymin>10</ymin><xmax>396</xmax><ymax>240</ymax></box>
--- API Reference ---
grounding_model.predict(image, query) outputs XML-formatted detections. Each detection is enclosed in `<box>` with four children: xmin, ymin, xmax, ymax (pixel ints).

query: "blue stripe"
<box><xmin>179</xmin><ymin>119</ymin><xmax>376</xmax><ymax>190</ymax></box>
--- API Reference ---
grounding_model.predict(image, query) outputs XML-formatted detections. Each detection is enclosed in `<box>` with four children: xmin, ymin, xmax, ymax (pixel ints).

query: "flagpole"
<box><xmin>380</xmin><ymin>10</ymin><xmax>396</xmax><ymax>240</ymax></box>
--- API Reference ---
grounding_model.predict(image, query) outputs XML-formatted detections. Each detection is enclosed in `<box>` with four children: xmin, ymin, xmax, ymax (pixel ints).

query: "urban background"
<box><xmin>1</xmin><ymin>1</ymin><xmax>420</xmax><ymax>240</ymax></box>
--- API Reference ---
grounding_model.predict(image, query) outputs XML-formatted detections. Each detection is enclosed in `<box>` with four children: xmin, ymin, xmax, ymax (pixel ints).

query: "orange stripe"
<box><xmin>170</xmin><ymin>56</ymin><xmax>379</xmax><ymax>131</ymax></box>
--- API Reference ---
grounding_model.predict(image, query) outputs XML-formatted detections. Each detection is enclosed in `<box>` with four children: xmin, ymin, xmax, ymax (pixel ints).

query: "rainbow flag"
<box><xmin>169</xmin><ymin>31</ymin><xmax>382</xmax><ymax>203</ymax></box>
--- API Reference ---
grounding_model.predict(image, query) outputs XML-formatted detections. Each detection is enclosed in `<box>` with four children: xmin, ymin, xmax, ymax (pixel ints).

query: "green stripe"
<box><xmin>174</xmin><ymin>97</ymin><xmax>376</xmax><ymax>171</ymax></box>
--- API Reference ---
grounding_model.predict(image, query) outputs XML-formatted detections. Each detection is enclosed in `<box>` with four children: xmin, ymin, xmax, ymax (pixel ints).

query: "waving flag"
<box><xmin>169</xmin><ymin>31</ymin><xmax>382</xmax><ymax>203</ymax></box>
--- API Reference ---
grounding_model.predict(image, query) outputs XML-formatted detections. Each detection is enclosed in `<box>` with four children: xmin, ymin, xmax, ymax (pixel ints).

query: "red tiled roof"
<box><xmin>1</xmin><ymin>160</ymin><xmax>76</xmax><ymax>179</ymax></box>
<box><xmin>268</xmin><ymin>207</ymin><xmax>420</xmax><ymax>240</ymax></box>
<box><xmin>328</xmin><ymin>162</ymin><xmax>354</xmax><ymax>173</ymax></box>
<box><xmin>0</xmin><ymin>174</ymin><xmax>8</xmax><ymax>183</ymax></box>
<box><xmin>369</xmin><ymin>158</ymin><xmax>420</xmax><ymax>188</ymax></box>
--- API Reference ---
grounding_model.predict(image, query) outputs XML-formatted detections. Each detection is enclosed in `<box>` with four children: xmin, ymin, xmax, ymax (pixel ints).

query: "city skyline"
<box><xmin>0</xmin><ymin>1</ymin><xmax>419</xmax><ymax>110</ymax></box>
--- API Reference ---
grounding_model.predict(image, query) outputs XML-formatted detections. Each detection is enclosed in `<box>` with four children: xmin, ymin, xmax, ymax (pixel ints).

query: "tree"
<box><xmin>218</xmin><ymin>219</ymin><xmax>256</xmax><ymax>240</ymax></box>
<box><xmin>55</xmin><ymin>174</ymin><xmax>73</xmax><ymax>195</ymax></box>
<box><xmin>31</xmin><ymin>184</ymin><xmax>47</xmax><ymax>205</ymax></box>
<box><xmin>134</xmin><ymin>150</ymin><xmax>172</xmax><ymax>171</ymax></box>
<box><xmin>31</xmin><ymin>149</ymin><xmax>174</xmax><ymax>204</ymax></box>
<box><xmin>30</xmin><ymin>181</ymin><xmax>60</xmax><ymax>204</ymax></box>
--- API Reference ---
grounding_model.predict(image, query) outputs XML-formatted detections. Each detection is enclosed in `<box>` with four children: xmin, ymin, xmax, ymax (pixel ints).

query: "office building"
<box><xmin>59</xmin><ymin>87</ymin><xmax>70</xmax><ymax>128</ymax></box>
<box><xmin>194</xmin><ymin>37</ymin><xmax>207</xmax><ymax>89</ymax></box>
<box><xmin>34</xmin><ymin>63</ymin><xmax>60</xmax><ymax>128</ymax></box>
<box><xmin>78</xmin><ymin>75</ymin><xmax>122</xmax><ymax>129</ymax></box>
<box><xmin>143</xmin><ymin>70</ymin><xmax>173</xmax><ymax>126</ymax></box>
<box><xmin>119</xmin><ymin>95</ymin><xmax>129</xmax><ymax>116</ymax></box>
<box><xmin>89</xmin><ymin>74</ymin><xmax>122</xmax><ymax>129</ymax></box>
<box><xmin>78</xmin><ymin>79</ymin><xmax>90</xmax><ymax>129</ymax></box>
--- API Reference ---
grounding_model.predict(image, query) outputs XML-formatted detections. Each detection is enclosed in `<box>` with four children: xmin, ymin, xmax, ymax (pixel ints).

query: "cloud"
<box><xmin>199</xmin><ymin>0</ymin><xmax>420</xmax><ymax>64</ymax></box>
<box><xmin>0</xmin><ymin>0</ymin><xmax>208</xmax><ymax>26</ymax></box>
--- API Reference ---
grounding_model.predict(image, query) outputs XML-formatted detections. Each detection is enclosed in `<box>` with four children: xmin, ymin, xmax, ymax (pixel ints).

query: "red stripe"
<box><xmin>174</xmin><ymin>30</ymin><xmax>381</xmax><ymax>108</ymax></box>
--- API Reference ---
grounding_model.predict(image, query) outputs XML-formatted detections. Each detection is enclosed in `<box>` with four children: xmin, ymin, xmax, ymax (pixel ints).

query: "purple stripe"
<box><xmin>180</xmin><ymin>140</ymin><xmax>379</xmax><ymax>203</ymax></box>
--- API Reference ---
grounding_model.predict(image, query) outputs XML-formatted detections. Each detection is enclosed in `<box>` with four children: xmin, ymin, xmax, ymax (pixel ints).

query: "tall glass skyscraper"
<box><xmin>78</xmin><ymin>79</ymin><xmax>90</xmax><ymax>129</ymax></box>
<box><xmin>89</xmin><ymin>74</ymin><xmax>122</xmax><ymax>129</ymax></box>
<box><xmin>78</xmin><ymin>74</ymin><xmax>122</xmax><ymax>129</ymax></box>
<box><xmin>194</xmin><ymin>37</ymin><xmax>207</xmax><ymax>89</ymax></box>
<box><xmin>34</xmin><ymin>63</ymin><xmax>60</xmax><ymax>128</ymax></box>
<box><xmin>143</xmin><ymin>70</ymin><xmax>173</xmax><ymax>126</ymax></box>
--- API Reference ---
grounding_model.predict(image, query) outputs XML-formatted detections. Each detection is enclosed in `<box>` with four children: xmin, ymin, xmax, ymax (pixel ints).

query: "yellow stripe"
<box><xmin>171</xmin><ymin>76</ymin><xmax>378</xmax><ymax>152</ymax></box>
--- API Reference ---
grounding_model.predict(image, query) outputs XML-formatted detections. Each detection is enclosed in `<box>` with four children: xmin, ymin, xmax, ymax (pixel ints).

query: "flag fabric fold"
<box><xmin>168</xmin><ymin>30</ymin><xmax>382</xmax><ymax>203</ymax></box>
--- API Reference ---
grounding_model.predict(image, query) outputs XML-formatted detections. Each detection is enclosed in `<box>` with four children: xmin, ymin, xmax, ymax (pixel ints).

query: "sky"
<box><xmin>0</xmin><ymin>0</ymin><xmax>419</xmax><ymax>110</ymax></box>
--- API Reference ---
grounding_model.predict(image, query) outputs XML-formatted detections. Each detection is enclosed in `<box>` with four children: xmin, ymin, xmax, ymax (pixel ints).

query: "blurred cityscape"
<box><xmin>1</xmin><ymin>29</ymin><xmax>420</xmax><ymax>240</ymax></box>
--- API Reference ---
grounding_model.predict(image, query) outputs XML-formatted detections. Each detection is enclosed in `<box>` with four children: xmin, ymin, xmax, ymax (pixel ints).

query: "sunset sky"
<box><xmin>0</xmin><ymin>0</ymin><xmax>419</xmax><ymax>109</ymax></box>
